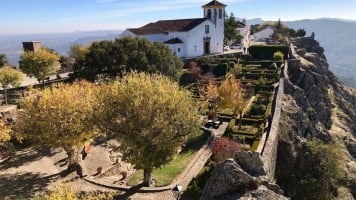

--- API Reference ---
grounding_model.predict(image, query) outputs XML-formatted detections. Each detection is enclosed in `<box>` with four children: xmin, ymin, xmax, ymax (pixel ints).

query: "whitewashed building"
<box><xmin>120</xmin><ymin>0</ymin><xmax>226</xmax><ymax>58</ymax></box>
<box><xmin>252</xmin><ymin>26</ymin><xmax>274</xmax><ymax>42</ymax></box>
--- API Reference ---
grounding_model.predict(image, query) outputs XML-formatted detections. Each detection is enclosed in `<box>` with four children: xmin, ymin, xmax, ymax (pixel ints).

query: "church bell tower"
<box><xmin>202</xmin><ymin>0</ymin><xmax>226</xmax><ymax>29</ymax></box>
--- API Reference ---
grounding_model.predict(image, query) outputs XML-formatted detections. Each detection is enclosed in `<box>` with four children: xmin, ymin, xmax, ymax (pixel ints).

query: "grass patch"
<box><xmin>127</xmin><ymin>130</ymin><xmax>209</xmax><ymax>186</ymax></box>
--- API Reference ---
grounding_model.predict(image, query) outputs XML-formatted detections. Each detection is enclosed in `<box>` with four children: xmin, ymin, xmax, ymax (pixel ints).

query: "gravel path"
<box><xmin>0</xmin><ymin>115</ymin><xmax>233</xmax><ymax>200</ymax></box>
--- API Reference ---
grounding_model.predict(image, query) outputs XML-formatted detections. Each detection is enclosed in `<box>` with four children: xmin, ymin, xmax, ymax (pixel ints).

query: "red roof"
<box><xmin>128</xmin><ymin>18</ymin><xmax>207</xmax><ymax>35</ymax></box>
<box><xmin>202</xmin><ymin>0</ymin><xmax>226</xmax><ymax>7</ymax></box>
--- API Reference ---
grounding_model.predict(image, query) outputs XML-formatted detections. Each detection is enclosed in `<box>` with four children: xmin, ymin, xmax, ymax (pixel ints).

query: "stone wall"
<box><xmin>255</xmin><ymin>60</ymin><xmax>286</xmax><ymax>181</ymax></box>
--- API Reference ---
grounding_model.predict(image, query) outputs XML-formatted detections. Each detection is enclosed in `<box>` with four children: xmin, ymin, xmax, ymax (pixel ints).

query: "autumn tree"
<box><xmin>0</xmin><ymin>54</ymin><xmax>8</xmax><ymax>67</ymax></box>
<box><xmin>211</xmin><ymin>137</ymin><xmax>240</xmax><ymax>162</ymax></box>
<box><xmin>200</xmin><ymin>76</ymin><xmax>244</xmax><ymax>118</ymax></box>
<box><xmin>20</xmin><ymin>47</ymin><xmax>60</xmax><ymax>87</ymax></box>
<box><xmin>218</xmin><ymin>75</ymin><xmax>244</xmax><ymax>115</ymax></box>
<box><xmin>95</xmin><ymin>72</ymin><xmax>199</xmax><ymax>186</ymax></box>
<box><xmin>34</xmin><ymin>183</ymin><xmax>115</xmax><ymax>200</ymax></box>
<box><xmin>0</xmin><ymin>119</ymin><xmax>11</xmax><ymax>145</ymax></box>
<box><xmin>16</xmin><ymin>81</ymin><xmax>98</xmax><ymax>168</ymax></box>
<box><xmin>0</xmin><ymin>66</ymin><xmax>24</xmax><ymax>104</ymax></box>
<box><xmin>72</xmin><ymin>37</ymin><xmax>183</xmax><ymax>82</ymax></box>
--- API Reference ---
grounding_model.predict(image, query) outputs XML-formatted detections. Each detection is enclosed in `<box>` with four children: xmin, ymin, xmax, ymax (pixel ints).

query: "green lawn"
<box><xmin>127</xmin><ymin>151</ymin><xmax>195</xmax><ymax>186</ymax></box>
<box><xmin>127</xmin><ymin>130</ymin><xmax>209</xmax><ymax>187</ymax></box>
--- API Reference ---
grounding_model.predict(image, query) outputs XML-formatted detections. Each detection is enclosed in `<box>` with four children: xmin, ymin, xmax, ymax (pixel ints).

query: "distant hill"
<box><xmin>0</xmin><ymin>30</ymin><xmax>120</xmax><ymax>67</ymax></box>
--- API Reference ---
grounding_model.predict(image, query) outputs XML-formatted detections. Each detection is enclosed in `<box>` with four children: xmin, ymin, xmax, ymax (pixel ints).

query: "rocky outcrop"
<box><xmin>201</xmin><ymin>159</ymin><xmax>288</xmax><ymax>200</ymax></box>
<box><xmin>235</xmin><ymin>151</ymin><xmax>266</xmax><ymax>177</ymax></box>
<box><xmin>239</xmin><ymin>185</ymin><xmax>288</xmax><ymax>200</ymax></box>
<box><xmin>276</xmin><ymin>35</ymin><xmax>356</xmax><ymax>198</ymax></box>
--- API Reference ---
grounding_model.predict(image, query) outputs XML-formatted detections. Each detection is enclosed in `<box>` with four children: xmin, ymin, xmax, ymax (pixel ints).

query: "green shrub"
<box><xmin>296</xmin><ymin>141</ymin><xmax>344</xmax><ymax>200</ymax></box>
<box><xmin>249</xmin><ymin>103</ymin><xmax>266</xmax><ymax>116</ymax></box>
<box><xmin>228</xmin><ymin>118</ymin><xmax>236</xmax><ymax>130</ymax></box>
<box><xmin>213</xmin><ymin>63</ymin><xmax>228</xmax><ymax>77</ymax></box>
<box><xmin>229</xmin><ymin>61</ymin><xmax>235</xmax><ymax>69</ymax></box>
<box><xmin>273</xmin><ymin>51</ymin><xmax>284</xmax><ymax>62</ymax></box>
<box><xmin>249</xmin><ymin>45</ymin><xmax>289</xmax><ymax>60</ymax></box>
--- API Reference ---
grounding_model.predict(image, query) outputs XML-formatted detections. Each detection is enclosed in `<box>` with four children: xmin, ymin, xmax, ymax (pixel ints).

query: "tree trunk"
<box><xmin>64</xmin><ymin>146</ymin><xmax>76</xmax><ymax>170</ymax></box>
<box><xmin>4</xmin><ymin>88</ymin><xmax>7</xmax><ymax>105</ymax></box>
<box><xmin>239</xmin><ymin>111</ymin><xmax>243</xmax><ymax>129</ymax></box>
<box><xmin>143</xmin><ymin>169</ymin><xmax>153</xmax><ymax>187</ymax></box>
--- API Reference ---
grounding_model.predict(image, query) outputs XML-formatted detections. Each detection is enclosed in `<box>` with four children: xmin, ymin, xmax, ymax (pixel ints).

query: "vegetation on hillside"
<box><xmin>296</xmin><ymin>140</ymin><xmax>344</xmax><ymax>200</ymax></box>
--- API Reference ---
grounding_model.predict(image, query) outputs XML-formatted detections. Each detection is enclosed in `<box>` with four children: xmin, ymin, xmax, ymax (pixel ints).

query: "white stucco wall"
<box><xmin>119</xmin><ymin>16</ymin><xmax>224</xmax><ymax>58</ymax></box>
<box><xmin>253</xmin><ymin>27</ymin><xmax>274</xmax><ymax>41</ymax></box>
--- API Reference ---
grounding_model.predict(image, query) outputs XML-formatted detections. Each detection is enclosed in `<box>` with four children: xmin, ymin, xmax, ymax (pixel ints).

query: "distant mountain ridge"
<box><xmin>1</xmin><ymin>19</ymin><xmax>356</xmax><ymax>88</ymax></box>
<box><xmin>0</xmin><ymin>30</ymin><xmax>121</xmax><ymax>67</ymax></box>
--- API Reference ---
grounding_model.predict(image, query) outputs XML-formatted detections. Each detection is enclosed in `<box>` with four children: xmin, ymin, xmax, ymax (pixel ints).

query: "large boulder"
<box><xmin>201</xmin><ymin>159</ymin><xmax>258</xmax><ymax>200</ymax></box>
<box><xmin>201</xmin><ymin>159</ymin><xmax>289</xmax><ymax>200</ymax></box>
<box><xmin>239</xmin><ymin>185</ymin><xmax>289</xmax><ymax>200</ymax></box>
<box><xmin>235</xmin><ymin>151</ymin><xmax>266</xmax><ymax>177</ymax></box>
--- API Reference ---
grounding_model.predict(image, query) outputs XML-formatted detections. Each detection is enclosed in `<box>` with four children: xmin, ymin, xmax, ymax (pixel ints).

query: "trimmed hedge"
<box><xmin>240</xmin><ymin>117</ymin><xmax>263</xmax><ymax>125</ymax></box>
<box><xmin>249</xmin><ymin>45</ymin><xmax>289</xmax><ymax>60</ymax></box>
<box><xmin>213</xmin><ymin>63</ymin><xmax>228</xmax><ymax>77</ymax></box>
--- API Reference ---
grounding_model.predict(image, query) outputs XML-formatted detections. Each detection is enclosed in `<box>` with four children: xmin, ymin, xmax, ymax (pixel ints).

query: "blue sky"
<box><xmin>1</xmin><ymin>0</ymin><xmax>356</xmax><ymax>35</ymax></box>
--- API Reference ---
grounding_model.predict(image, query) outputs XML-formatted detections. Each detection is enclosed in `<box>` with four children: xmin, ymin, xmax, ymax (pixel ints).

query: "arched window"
<box><xmin>219</xmin><ymin>9</ymin><xmax>222</xmax><ymax>19</ymax></box>
<box><xmin>207</xmin><ymin>9</ymin><xmax>211</xmax><ymax>19</ymax></box>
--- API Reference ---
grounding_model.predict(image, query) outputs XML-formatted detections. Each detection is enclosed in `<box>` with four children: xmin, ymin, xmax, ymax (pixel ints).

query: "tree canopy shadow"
<box><xmin>0</xmin><ymin>147</ymin><xmax>58</xmax><ymax>171</ymax></box>
<box><xmin>0</xmin><ymin>172</ymin><xmax>60</xmax><ymax>199</ymax></box>
<box><xmin>113</xmin><ymin>183</ymin><xmax>144</xmax><ymax>200</ymax></box>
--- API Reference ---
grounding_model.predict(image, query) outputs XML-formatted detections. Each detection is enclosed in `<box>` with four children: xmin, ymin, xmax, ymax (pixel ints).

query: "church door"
<box><xmin>204</xmin><ymin>41</ymin><xmax>210</xmax><ymax>55</ymax></box>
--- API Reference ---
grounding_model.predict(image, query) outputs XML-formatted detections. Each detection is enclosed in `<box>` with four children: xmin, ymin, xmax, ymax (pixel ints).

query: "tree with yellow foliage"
<box><xmin>20</xmin><ymin>47</ymin><xmax>60</xmax><ymax>87</ymax></box>
<box><xmin>95</xmin><ymin>72</ymin><xmax>199</xmax><ymax>187</ymax></box>
<box><xmin>0</xmin><ymin>66</ymin><xmax>24</xmax><ymax>104</ymax></box>
<box><xmin>0</xmin><ymin>119</ymin><xmax>11</xmax><ymax>145</ymax></box>
<box><xmin>16</xmin><ymin>81</ymin><xmax>98</xmax><ymax>168</ymax></box>
<box><xmin>200</xmin><ymin>75</ymin><xmax>244</xmax><ymax>117</ymax></box>
<box><xmin>218</xmin><ymin>75</ymin><xmax>244</xmax><ymax>116</ymax></box>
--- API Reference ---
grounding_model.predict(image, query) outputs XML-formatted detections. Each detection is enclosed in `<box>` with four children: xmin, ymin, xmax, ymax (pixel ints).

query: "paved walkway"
<box><xmin>82</xmin><ymin>123</ymin><xmax>228</xmax><ymax>200</ymax></box>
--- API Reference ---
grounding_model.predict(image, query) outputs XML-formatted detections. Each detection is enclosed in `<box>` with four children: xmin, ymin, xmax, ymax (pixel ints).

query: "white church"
<box><xmin>120</xmin><ymin>0</ymin><xmax>226</xmax><ymax>59</ymax></box>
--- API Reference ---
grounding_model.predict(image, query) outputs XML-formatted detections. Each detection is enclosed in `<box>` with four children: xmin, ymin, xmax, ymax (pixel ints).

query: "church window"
<box><xmin>219</xmin><ymin>9</ymin><xmax>222</xmax><ymax>19</ymax></box>
<box><xmin>205</xmin><ymin>25</ymin><xmax>210</xmax><ymax>34</ymax></box>
<box><xmin>178</xmin><ymin>48</ymin><xmax>181</xmax><ymax>52</ymax></box>
<box><xmin>207</xmin><ymin>9</ymin><xmax>211</xmax><ymax>19</ymax></box>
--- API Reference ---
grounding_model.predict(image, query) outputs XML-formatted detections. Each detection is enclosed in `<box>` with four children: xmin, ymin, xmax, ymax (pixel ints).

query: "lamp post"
<box><xmin>172</xmin><ymin>184</ymin><xmax>183</xmax><ymax>200</ymax></box>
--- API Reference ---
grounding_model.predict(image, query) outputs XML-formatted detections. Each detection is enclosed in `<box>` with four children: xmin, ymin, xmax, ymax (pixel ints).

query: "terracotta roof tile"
<box><xmin>128</xmin><ymin>18</ymin><xmax>207</xmax><ymax>35</ymax></box>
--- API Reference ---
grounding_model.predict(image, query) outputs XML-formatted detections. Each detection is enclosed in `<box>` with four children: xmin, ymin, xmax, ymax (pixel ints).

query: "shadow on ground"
<box><xmin>0</xmin><ymin>172</ymin><xmax>60</xmax><ymax>199</ymax></box>
<box><xmin>0</xmin><ymin>147</ymin><xmax>57</xmax><ymax>171</ymax></box>
<box><xmin>113</xmin><ymin>184</ymin><xmax>144</xmax><ymax>200</ymax></box>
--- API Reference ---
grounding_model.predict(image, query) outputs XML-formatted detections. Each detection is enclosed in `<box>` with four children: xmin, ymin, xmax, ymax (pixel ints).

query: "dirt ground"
<box><xmin>0</xmin><ymin>140</ymin><xmax>121</xmax><ymax>199</ymax></box>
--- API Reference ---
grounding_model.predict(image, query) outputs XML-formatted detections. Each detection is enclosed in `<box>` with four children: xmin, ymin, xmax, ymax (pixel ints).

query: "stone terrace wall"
<box><xmin>256</xmin><ymin>60</ymin><xmax>287</xmax><ymax>181</ymax></box>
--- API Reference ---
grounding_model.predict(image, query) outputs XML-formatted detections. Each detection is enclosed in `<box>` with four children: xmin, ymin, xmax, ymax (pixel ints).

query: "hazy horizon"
<box><xmin>2</xmin><ymin>0</ymin><xmax>356</xmax><ymax>35</ymax></box>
